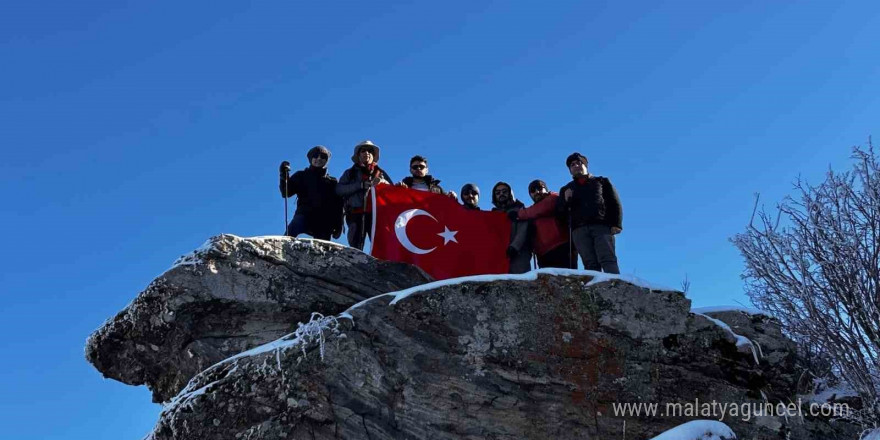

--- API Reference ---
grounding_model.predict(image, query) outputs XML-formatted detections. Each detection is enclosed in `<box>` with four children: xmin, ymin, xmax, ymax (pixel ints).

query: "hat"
<box><xmin>566</xmin><ymin>152</ymin><xmax>588</xmax><ymax>167</ymax></box>
<box><xmin>306</xmin><ymin>145</ymin><xmax>331</xmax><ymax>161</ymax></box>
<box><xmin>460</xmin><ymin>183</ymin><xmax>480</xmax><ymax>196</ymax></box>
<box><xmin>528</xmin><ymin>179</ymin><xmax>547</xmax><ymax>193</ymax></box>
<box><xmin>351</xmin><ymin>140</ymin><xmax>380</xmax><ymax>163</ymax></box>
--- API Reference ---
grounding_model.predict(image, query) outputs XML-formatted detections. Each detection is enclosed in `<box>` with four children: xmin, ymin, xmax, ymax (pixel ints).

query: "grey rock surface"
<box><xmin>85</xmin><ymin>234</ymin><xmax>432</xmax><ymax>402</ymax></box>
<box><xmin>87</xmin><ymin>235</ymin><xmax>858</xmax><ymax>439</ymax></box>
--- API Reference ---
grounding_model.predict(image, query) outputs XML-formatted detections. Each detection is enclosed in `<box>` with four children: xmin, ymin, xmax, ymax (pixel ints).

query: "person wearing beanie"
<box><xmin>336</xmin><ymin>140</ymin><xmax>393</xmax><ymax>250</ymax></box>
<box><xmin>509</xmin><ymin>179</ymin><xmax>577</xmax><ymax>268</ymax></box>
<box><xmin>278</xmin><ymin>145</ymin><xmax>344</xmax><ymax>240</ymax></box>
<box><xmin>556</xmin><ymin>152</ymin><xmax>622</xmax><ymax>274</ymax></box>
<box><xmin>460</xmin><ymin>183</ymin><xmax>481</xmax><ymax>210</ymax></box>
<box><xmin>398</xmin><ymin>155</ymin><xmax>456</xmax><ymax>199</ymax></box>
<box><xmin>491</xmin><ymin>182</ymin><xmax>533</xmax><ymax>274</ymax></box>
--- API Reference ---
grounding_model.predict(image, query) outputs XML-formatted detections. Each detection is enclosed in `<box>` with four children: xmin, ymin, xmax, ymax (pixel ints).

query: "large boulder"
<box><xmin>85</xmin><ymin>234</ymin><xmax>432</xmax><ymax>402</ymax></box>
<box><xmin>86</xmin><ymin>235</ymin><xmax>858</xmax><ymax>439</ymax></box>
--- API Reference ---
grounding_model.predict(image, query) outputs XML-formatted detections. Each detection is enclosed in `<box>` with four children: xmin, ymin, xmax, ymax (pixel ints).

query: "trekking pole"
<box><xmin>568</xmin><ymin>207</ymin><xmax>574</xmax><ymax>269</ymax></box>
<box><xmin>283</xmin><ymin>169</ymin><xmax>290</xmax><ymax>235</ymax></box>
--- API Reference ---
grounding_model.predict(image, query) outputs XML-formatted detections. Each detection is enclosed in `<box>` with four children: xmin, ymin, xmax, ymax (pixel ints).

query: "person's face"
<box><xmin>358</xmin><ymin>148</ymin><xmax>374</xmax><ymax>165</ymax></box>
<box><xmin>310</xmin><ymin>152</ymin><xmax>328</xmax><ymax>168</ymax></box>
<box><xmin>529</xmin><ymin>186</ymin><xmax>549</xmax><ymax>203</ymax></box>
<box><xmin>568</xmin><ymin>159</ymin><xmax>587</xmax><ymax>177</ymax></box>
<box><xmin>494</xmin><ymin>186</ymin><xmax>511</xmax><ymax>205</ymax></box>
<box><xmin>462</xmin><ymin>189</ymin><xmax>479</xmax><ymax>207</ymax></box>
<box><xmin>410</xmin><ymin>161</ymin><xmax>428</xmax><ymax>178</ymax></box>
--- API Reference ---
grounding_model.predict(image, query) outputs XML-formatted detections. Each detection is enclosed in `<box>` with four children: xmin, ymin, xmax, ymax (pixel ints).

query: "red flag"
<box><xmin>369</xmin><ymin>184</ymin><xmax>511</xmax><ymax>279</ymax></box>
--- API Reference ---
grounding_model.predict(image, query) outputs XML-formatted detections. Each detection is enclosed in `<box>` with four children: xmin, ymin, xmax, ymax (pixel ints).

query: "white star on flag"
<box><xmin>437</xmin><ymin>226</ymin><xmax>458</xmax><ymax>245</ymax></box>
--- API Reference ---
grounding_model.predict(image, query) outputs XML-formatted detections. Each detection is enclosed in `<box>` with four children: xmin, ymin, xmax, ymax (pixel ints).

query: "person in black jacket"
<box><xmin>492</xmin><ymin>182</ymin><xmax>533</xmax><ymax>274</ymax></box>
<box><xmin>556</xmin><ymin>152</ymin><xmax>622</xmax><ymax>274</ymax></box>
<box><xmin>279</xmin><ymin>145</ymin><xmax>344</xmax><ymax>240</ymax></box>
<box><xmin>335</xmin><ymin>140</ymin><xmax>393</xmax><ymax>250</ymax></box>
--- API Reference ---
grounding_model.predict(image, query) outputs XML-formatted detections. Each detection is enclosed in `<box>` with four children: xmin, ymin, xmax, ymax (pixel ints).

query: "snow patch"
<box><xmin>862</xmin><ymin>428</ymin><xmax>880</xmax><ymax>440</ymax></box>
<box><xmin>169</xmin><ymin>237</ymin><xmax>216</xmax><ymax>269</ymax></box>
<box><xmin>803</xmin><ymin>377</ymin><xmax>860</xmax><ymax>404</ymax></box>
<box><xmin>694</xmin><ymin>312</ymin><xmax>761</xmax><ymax>365</ymax></box>
<box><xmin>342</xmin><ymin>268</ymin><xmax>674</xmax><ymax>317</ymax></box>
<box><xmin>649</xmin><ymin>420</ymin><xmax>736</xmax><ymax>440</ymax></box>
<box><xmin>692</xmin><ymin>305</ymin><xmax>771</xmax><ymax>317</ymax></box>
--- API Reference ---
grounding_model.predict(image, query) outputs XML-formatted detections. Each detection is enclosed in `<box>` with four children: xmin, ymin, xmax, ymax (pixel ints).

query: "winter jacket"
<box><xmin>491</xmin><ymin>182</ymin><xmax>532</xmax><ymax>256</ymax></box>
<box><xmin>279</xmin><ymin>166</ymin><xmax>344</xmax><ymax>236</ymax></box>
<box><xmin>401</xmin><ymin>175</ymin><xmax>445</xmax><ymax>195</ymax></box>
<box><xmin>556</xmin><ymin>175</ymin><xmax>622</xmax><ymax>230</ymax></box>
<box><xmin>336</xmin><ymin>164</ymin><xmax>392</xmax><ymax>215</ymax></box>
<box><xmin>517</xmin><ymin>192</ymin><xmax>569</xmax><ymax>257</ymax></box>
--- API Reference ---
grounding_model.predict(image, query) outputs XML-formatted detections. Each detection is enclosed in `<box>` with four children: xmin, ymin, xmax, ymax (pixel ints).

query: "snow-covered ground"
<box><xmin>649</xmin><ymin>420</ymin><xmax>736</xmax><ymax>440</ymax></box>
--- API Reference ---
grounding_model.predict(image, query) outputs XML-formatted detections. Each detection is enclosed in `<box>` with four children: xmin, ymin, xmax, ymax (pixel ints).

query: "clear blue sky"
<box><xmin>2</xmin><ymin>1</ymin><xmax>879</xmax><ymax>438</ymax></box>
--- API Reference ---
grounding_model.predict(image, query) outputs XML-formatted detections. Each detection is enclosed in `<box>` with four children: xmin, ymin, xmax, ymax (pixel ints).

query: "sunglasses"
<box><xmin>462</xmin><ymin>190</ymin><xmax>478</xmax><ymax>196</ymax></box>
<box><xmin>313</xmin><ymin>153</ymin><xmax>329</xmax><ymax>160</ymax></box>
<box><xmin>411</xmin><ymin>164</ymin><xmax>426</xmax><ymax>170</ymax></box>
<box><xmin>568</xmin><ymin>160</ymin><xmax>585</xmax><ymax>167</ymax></box>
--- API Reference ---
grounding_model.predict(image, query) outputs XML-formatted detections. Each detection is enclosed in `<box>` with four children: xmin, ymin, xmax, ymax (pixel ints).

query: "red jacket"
<box><xmin>517</xmin><ymin>192</ymin><xmax>569</xmax><ymax>257</ymax></box>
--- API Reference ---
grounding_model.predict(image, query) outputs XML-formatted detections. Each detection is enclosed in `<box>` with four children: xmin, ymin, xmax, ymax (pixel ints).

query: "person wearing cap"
<box><xmin>336</xmin><ymin>140</ymin><xmax>393</xmax><ymax>250</ymax></box>
<box><xmin>278</xmin><ymin>146</ymin><xmax>344</xmax><ymax>240</ymax></box>
<box><xmin>398</xmin><ymin>155</ymin><xmax>456</xmax><ymax>199</ymax></box>
<box><xmin>556</xmin><ymin>153</ymin><xmax>622</xmax><ymax>274</ymax></box>
<box><xmin>492</xmin><ymin>182</ymin><xmax>533</xmax><ymax>274</ymax></box>
<box><xmin>509</xmin><ymin>179</ymin><xmax>577</xmax><ymax>269</ymax></box>
<box><xmin>460</xmin><ymin>183</ymin><xmax>481</xmax><ymax>210</ymax></box>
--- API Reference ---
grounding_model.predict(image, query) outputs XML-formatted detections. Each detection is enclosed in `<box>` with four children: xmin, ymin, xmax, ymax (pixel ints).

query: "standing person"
<box><xmin>460</xmin><ymin>183</ymin><xmax>481</xmax><ymax>210</ymax></box>
<box><xmin>399</xmin><ymin>155</ymin><xmax>458</xmax><ymax>199</ymax></box>
<box><xmin>336</xmin><ymin>140</ymin><xmax>393</xmax><ymax>250</ymax></box>
<box><xmin>509</xmin><ymin>179</ymin><xmax>576</xmax><ymax>268</ymax></box>
<box><xmin>492</xmin><ymin>182</ymin><xmax>533</xmax><ymax>274</ymax></box>
<box><xmin>278</xmin><ymin>146</ymin><xmax>343</xmax><ymax>240</ymax></box>
<box><xmin>556</xmin><ymin>153</ymin><xmax>622</xmax><ymax>274</ymax></box>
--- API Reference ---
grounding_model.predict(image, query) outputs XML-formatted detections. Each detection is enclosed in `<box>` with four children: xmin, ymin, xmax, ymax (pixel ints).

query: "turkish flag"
<box><xmin>369</xmin><ymin>184</ymin><xmax>511</xmax><ymax>279</ymax></box>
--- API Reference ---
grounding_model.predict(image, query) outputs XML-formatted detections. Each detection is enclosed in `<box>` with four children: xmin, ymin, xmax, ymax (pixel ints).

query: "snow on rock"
<box><xmin>862</xmin><ymin>428</ymin><xmax>880</xmax><ymax>440</ymax></box>
<box><xmin>649</xmin><ymin>420</ymin><xmax>736</xmax><ymax>440</ymax></box>
<box><xmin>341</xmin><ymin>267</ymin><xmax>675</xmax><ymax>319</ymax></box>
<box><xmin>692</xmin><ymin>305</ymin><xmax>771</xmax><ymax>317</ymax></box>
<box><xmin>694</xmin><ymin>312</ymin><xmax>761</xmax><ymax>365</ymax></box>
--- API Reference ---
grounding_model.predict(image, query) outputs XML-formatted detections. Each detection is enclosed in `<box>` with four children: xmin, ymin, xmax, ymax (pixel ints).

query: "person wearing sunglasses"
<box><xmin>460</xmin><ymin>183</ymin><xmax>481</xmax><ymax>210</ymax></box>
<box><xmin>336</xmin><ymin>140</ymin><xmax>393</xmax><ymax>250</ymax></box>
<box><xmin>556</xmin><ymin>152</ymin><xmax>622</xmax><ymax>274</ymax></box>
<box><xmin>508</xmin><ymin>179</ymin><xmax>577</xmax><ymax>269</ymax></box>
<box><xmin>398</xmin><ymin>155</ymin><xmax>457</xmax><ymax>199</ymax></box>
<box><xmin>278</xmin><ymin>145</ymin><xmax>344</xmax><ymax>240</ymax></box>
<box><xmin>492</xmin><ymin>181</ymin><xmax>533</xmax><ymax>274</ymax></box>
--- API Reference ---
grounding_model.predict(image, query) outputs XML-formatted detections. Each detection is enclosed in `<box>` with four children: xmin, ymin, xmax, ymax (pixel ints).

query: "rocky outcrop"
<box><xmin>87</xmin><ymin>235</ymin><xmax>859</xmax><ymax>439</ymax></box>
<box><xmin>85</xmin><ymin>234</ymin><xmax>432</xmax><ymax>402</ymax></box>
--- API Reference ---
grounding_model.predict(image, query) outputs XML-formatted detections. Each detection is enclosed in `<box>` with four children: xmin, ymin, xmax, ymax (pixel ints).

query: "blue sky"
<box><xmin>2</xmin><ymin>1</ymin><xmax>879</xmax><ymax>438</ymax></box>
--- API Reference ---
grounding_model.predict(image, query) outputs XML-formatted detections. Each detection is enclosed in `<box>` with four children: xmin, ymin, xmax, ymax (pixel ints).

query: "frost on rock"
<box><xmin>169</xmin><ymin>237</ymin><xmax>217</xmax><ymax>270</ymax></box>
<box><xmin>692</xmin><ymin>305</ymin><xmax>771</xmax><ymax>317</ymax></box>
<box><xmin>694</xmin><ymin>312</ymin><xmax>761</xmax><ymax>365</ymax></box>
<box><xmin>341</xmin><ymin>267</ymin><xmax>675</xmax><ymax>318</ymax></box>
<box><xmin>649</xmin><ymin>420</ymin><xmax>736</xmax><ymax>440</ymax></box>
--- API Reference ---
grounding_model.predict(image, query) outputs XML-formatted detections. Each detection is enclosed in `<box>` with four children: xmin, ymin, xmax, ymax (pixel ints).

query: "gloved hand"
<box><xmin>279</xmin><ymin>161</ymin><xmax>291</xmax><ymax>175</ymax></box>
<box><xmin>507</xmin><ymin>210</ymin><xmax>519</xmax><ymax>221</ymax></box>
<box><xmin>506</xmin><ymin>246</ymin><xmax>518</xmax><ymax>258</ymax></box>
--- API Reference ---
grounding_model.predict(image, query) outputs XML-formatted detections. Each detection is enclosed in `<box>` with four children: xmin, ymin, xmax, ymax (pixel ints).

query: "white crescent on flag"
<box><xmin>394</xmin><ymin>209</ymin><xmax>458</xmax><ymax>255</ymax></box>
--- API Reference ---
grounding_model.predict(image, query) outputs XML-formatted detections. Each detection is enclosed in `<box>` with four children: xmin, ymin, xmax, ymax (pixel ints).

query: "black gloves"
<box><xmin>506</xmin><ymin>246</ymin><xmax>518</xmax><ymax>258</ymax></box>
<box><xmin>279</xmin><ymin>161</ymin><xmax>291</xmax><ymax>176</ymax></box>
<box><xmin>507</xmin><ymin>210</ymin><xmax>519</xmax><ymax>221</ymax></box>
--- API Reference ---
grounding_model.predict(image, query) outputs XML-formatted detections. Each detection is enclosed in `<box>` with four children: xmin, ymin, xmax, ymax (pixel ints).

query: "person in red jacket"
<box><xmin>510</xmin><ymin>180</ymin><xmax>577</xmax><ymax>269</ymax></box>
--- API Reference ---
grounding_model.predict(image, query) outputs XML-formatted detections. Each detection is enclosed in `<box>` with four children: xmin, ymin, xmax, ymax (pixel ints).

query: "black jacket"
<box><xmin>401</xmin><ymin>175</ymin><xmax>445</xmax><ymax>194</ymax></box>
<box><xmin>556</xmin><ymin>175</ymin><xmax>622</xmax><ymax>230</ymax></box>
<box><xmin>280</xmin><ymin>166</ymin><xmax>344</xmax><ymax>235</ymax></box>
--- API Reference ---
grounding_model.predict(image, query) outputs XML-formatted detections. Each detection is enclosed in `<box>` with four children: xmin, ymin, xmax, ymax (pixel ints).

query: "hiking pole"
<box><xmin>568</xmin><ymin>207</ymin><xmax>574</xmax><ymax>269</ymax></box>
<box><xmin>283</xmin><ymin>169</ymin><xmax>290</xmax><ymax>235</ymax></box>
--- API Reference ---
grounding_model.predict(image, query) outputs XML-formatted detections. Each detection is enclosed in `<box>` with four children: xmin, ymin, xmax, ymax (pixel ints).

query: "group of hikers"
<box><xmin>279</xmin><ymin>140</ymin><xmax>622</xmax><ymax>274</ymax></box>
